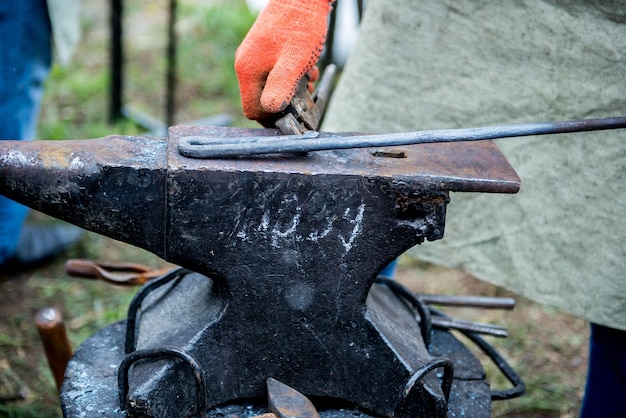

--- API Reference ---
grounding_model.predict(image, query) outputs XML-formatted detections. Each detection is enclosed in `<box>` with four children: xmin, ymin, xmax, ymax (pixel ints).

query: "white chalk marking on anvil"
<box><xmin>178</xmin><ymin>115</ymin><xmax>626</xmax><ymax>158</ymax></box>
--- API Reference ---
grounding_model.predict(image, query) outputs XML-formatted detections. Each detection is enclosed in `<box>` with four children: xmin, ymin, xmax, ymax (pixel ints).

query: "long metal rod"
<box><xmin>431</xmin><ymin>316</ymin><xmax>509</xmax><ymax>338</ymax></box>
<box><xmin>419</xmin><ymin>294</ymin><xmax>516</xmax><ymax>310</ymax></box>
<box><xmin>177</xmin><ymin>116</ymin><xmax>626</xmax><ymax>158</ymax></box>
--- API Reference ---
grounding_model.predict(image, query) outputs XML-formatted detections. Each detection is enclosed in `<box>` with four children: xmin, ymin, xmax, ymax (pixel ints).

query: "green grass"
<box><xmin>38</xmin><ymin>0</ymin><xmax>256</xmax><ymax>142</ymax></box>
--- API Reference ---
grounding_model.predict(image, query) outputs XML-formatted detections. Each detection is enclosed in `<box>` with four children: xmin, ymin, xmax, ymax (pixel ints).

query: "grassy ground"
<box><xmin>1</xmin><ymin>1</ymin><xmax>589</xmax><ymax>417</ymax></box>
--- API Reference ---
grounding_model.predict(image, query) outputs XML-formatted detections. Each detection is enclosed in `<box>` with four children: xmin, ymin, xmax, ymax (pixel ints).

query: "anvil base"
<box><xmin>60</xmin><ymin>316</ymin><xmax>491</xmax><ymax>418</ymax></box>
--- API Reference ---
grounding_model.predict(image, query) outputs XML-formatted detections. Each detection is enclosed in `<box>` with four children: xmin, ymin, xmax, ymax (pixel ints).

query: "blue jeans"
<box><xmin>0</xmin><ymin>0</ymin><xmax>52</xmax><ymax>264</ymax></box>
<box><xmin>379</xmin><ymin>259</ymin><xmax>397</xmax><ymax>278</ymax></box>
<box><xmin>580</xmin><ymin>323</ymin><xmax>626</xmax><ymax>417</ymax></box>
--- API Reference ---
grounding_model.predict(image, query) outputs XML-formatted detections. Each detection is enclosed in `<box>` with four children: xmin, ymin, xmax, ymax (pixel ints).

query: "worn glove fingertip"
<box><xmin>260</xmin><ymin>72</ymin><xmax>297</xmax><ymax>114</ymax></box>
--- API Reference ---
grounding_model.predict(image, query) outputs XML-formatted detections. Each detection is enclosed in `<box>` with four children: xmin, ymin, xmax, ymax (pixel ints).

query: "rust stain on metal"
<box><xmin>267</xmin><ymin>378</ymin><xmax>320</xmax><ymax>418</ymax></box>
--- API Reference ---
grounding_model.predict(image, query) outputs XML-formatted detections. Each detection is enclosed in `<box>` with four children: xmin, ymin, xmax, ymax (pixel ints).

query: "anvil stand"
<box><xmin>0</xmin><ymin>126</ymin><xmax>521</xmax><ymax>417</ymax></box>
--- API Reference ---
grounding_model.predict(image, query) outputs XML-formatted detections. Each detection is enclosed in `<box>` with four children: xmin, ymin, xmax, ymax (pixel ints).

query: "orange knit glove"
<box><xmin>235</xmin><ymin>0</ymin><xmax>334</xmax><ymax>125</ymax></box>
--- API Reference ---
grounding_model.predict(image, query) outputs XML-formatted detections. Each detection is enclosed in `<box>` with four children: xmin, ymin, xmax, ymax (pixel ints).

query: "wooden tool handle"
<box><xmin>35</xmin><ymin>307</ymin><xmax>73</xmax><ymax>392</ymax></box>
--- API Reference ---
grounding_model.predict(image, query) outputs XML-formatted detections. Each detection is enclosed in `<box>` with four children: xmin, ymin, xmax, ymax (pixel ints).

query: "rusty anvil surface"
<box><xmin>0</xmin><ymin>126</ymin><xmax>519</xmax><ymax>417</ymax></box>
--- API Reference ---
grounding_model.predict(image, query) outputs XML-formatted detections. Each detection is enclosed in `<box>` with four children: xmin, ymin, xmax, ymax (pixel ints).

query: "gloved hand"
<box><xmin>235</xmin><ymin>0</ymin><xmax>334</xmax><ymax>126</ymax></box>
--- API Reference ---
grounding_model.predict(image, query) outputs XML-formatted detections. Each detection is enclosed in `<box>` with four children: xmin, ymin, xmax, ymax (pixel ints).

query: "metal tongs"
<box><xmin>272</xmin><ymin>63</ymin><xmax>338</xmax><ymax>135</ymax></box>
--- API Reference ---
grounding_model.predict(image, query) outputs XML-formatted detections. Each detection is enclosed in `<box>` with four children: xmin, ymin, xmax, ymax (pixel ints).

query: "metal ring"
<box><xmin>395</xmin><ymin>357</ymin><xmax>455</xmax><ymax>416</ymax></box>
<box><xmin>118</xmin><ymin>346</ymin><xmax>206</xmax><ymax>417</ymax></box>
<box><xmin>124</xmin><ymin>267</ymin><xmax>190</xmax><ymax>354</ymax></box>
<box><xmin>408</xmin><ymin>357</ymin><xmax>455</xmax><ymax>403</ymax></box>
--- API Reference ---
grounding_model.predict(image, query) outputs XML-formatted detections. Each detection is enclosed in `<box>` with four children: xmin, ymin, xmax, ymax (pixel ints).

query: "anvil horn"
<box><xmin>0</xmin><ymin>136</ymin><xmax>168</xmax><ymax>257</ymax></box>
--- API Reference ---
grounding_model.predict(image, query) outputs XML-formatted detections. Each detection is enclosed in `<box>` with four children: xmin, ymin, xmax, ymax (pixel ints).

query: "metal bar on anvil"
<box><xmin>177</xmin><ymin>116</ymin><xmax>626</xmax><ymax>158</ymax></box>
<box><xmin>0</xmin><ymin>126</ymin><xmax>520</xmax><ymax>417</ymax></box>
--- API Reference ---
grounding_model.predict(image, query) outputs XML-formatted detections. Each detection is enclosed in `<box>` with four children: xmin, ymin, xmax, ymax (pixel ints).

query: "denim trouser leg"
<box><xmin>580</xmin><ymin>323</ymin><xmax>626</xmax><ymax>418</ymax></box>
<box><xmin>379</xmin><ymin>259</ymin><xmax>397</xmax><ymax>279</ymax></box>
<box><xmin>0</xmin><ymin>0</ymin><xmax>52</xmax><ymax>264</ymax></box>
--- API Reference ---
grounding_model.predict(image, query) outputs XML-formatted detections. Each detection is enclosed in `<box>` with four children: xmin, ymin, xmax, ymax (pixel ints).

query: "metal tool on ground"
<box><xmin>431</xmin><ymin>316</ymin><xmax>508</xmax><ymax>338</ymax></box>
<box><xmin>65</xmin><ymin>259</ymin><xmax>172</xmax><ymax>286</ymax></box>
<box><xmin>418</xmin><ymin>293</ymin><xmax>516</xmax><ymax>337</ymax></box>
<box><xmin>418</xmin><ymin>294</ymin><xmax>516</xmax><ymax>310</ymax></box>
<box><xmin>178</xmin><ymin>115</ymin><xmax>626</xmax><ymax>158</ymax></box>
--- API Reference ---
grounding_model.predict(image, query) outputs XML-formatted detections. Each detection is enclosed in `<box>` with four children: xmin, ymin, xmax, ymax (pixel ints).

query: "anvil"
<box><xmin>0</xmin><ymin>126</ymin><xmax>520</xmax><ymax>417</ymax></box>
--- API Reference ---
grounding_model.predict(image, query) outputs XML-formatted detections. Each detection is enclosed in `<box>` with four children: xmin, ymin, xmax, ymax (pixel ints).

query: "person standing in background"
<box><xmin>0</xmin><ymin>0</ymin><xmax>82</xmax><ymax>270</ymax></box>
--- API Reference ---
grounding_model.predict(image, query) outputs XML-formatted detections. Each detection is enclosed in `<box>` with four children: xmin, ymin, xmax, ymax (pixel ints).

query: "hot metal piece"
<box><xmin>0</xmin><ymin>126</ymin><xmax>520</xmax><ymax>417</ymax></box>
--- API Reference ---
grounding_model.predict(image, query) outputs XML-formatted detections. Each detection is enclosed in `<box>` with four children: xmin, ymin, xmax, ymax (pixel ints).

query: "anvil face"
<box><xmin>0</xmin><ymin>125</ymin><xmax>519</xmax><ymax>278</ymax></box>
<box><xmin>0</xmin><ymin>126</ymin><xmax>519</xmax><ymax>417</ymax></box>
